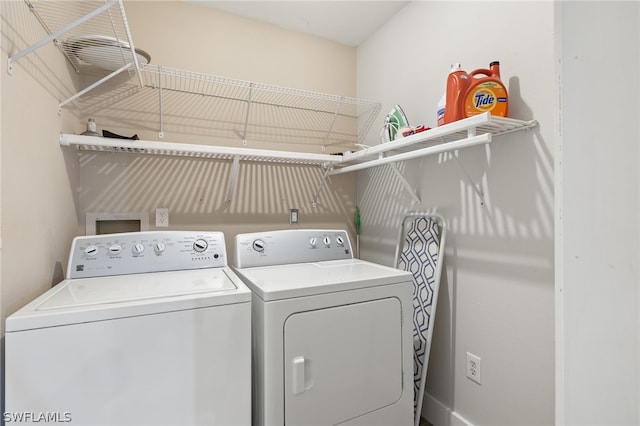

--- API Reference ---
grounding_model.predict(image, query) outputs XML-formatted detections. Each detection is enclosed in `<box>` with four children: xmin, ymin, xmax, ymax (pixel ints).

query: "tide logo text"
<box><xmin>474</xmin><ymin>91</ymin><xmax>496</xmax><ymax>109</ymax></box>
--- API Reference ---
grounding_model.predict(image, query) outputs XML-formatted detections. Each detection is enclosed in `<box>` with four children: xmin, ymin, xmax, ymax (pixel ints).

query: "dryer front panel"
<box><xmin>284</xmin><ymin>297</ymin><xmax>402</xmax><ymax>425</ymax></box>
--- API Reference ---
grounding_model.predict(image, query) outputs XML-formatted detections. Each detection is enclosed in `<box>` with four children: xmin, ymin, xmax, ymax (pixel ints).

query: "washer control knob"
<box><xmin>309</xmin><ymin>237</ymin><xmax>318</xmax><ymax>249</ymax></box>
<box><xmin>323</xmin><ymin>236</ymin><xmax>331</xmax><ymax>247</ymax></box>
<box><xmin>108</xmin><ymin>244</ymin><xmax>122</xmax><ymax>255</ymax></box>
<box><xmin>132</xmin><ymin>243</ymin><xmax>145</xmax><ymax>255</ymax></box>
<box><xmin>336</xmin><ymin>236</ymin><xmax>345</xmax><ymax>246</ymax></box>
<box><xmin>252</xmin><ymin>239</ymin><xmax>265</xmax><ymax>252</ymax></box>
<box><xmin>193</xmin><ymin>239</ymin><xmax>208</xmax><ymax>253</ymax></box>
<box><xmin>154</xmin><ymin>242</ymin><xmax>166</xmax><ymax>254</ymax></box>
<box><xmin>85</xmin><ymin>245</ymin><xmax>98</xmax><ymax>257</ymax></box>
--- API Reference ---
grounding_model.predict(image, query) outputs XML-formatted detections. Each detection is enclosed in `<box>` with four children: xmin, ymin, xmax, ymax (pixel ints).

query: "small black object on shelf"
<box><xmin>102</xmin><ymin>130</ymin><xmax>140</xmax><ymax>140</ymax></box>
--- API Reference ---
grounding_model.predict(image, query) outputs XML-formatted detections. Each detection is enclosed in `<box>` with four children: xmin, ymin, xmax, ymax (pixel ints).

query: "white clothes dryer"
<box><xmin>4</xmin><ymin>231</ymin><xmax>251</xmax><ymax>426</ymax></box>
<box><xmin>233</xmin><ymin>229</ymin><xmax>414</xmax><ymax>426</ymax></box>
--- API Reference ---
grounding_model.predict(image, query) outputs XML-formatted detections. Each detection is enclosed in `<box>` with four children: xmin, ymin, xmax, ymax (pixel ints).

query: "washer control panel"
<box><xmin>68</xmin><ymin>231</ymin><xmax>227</xmax><ymax>279</ymax></box>
<box><xmin>233</xmin><ymin>229</ymin><xmax>352</xmax><ymax>268</ymax></box>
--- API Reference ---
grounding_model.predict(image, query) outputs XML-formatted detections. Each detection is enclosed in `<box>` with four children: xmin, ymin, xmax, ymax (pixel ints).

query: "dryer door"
<box><xmin>284</xmin><ymin>297</ymin><xmax>403</xmax><ymax>425</ymax></box>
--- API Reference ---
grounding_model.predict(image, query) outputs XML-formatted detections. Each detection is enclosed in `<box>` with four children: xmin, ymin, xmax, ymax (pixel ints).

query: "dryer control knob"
<box><xmin>323</xmin><ymin>236</ymin><xmax>331</xmax><ymax>247</ymax></box>
<box><xmin>85</xmin><ymin>245</ymin><xmax>98</xmax><ymax>257</ymax></box>
<box><xmin>336</xmin><ymin>236</ymin><xmax>345</xmax><ymax>246</ymax></box>
<box><xmin>252</xmin><ymin>239</ymin><xmax>265</xmax><ymax>252</ymax></box>
<box><xmin>154</xmin><ymin>242</ymin><xmax>166</xmax><ymax>254</ymax></box>
<box><xmin>309</xmin><ymin>237</ymin><xmax>318</xmax><ymax>248</ymax></box>
<box><xmin>108</xmin><ymin>244</ymin><xmax>122</xmax><ymax>255</ymax></box>
<box><xmin>193</xmin><ymin>239</ymin><xmax>208</xmax><ymax>253</ymax></box>
<box><xmin>132</xmin><ymin>243</ymin><xmax>145</xmax><ymax>255</ymax></box>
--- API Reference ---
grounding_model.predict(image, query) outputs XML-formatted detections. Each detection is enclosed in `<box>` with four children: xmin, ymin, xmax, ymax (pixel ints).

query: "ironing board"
<box><xmin>394</xmin><ymin>213</ymin><xmax>446</xmax><ymax>426</ymax></box>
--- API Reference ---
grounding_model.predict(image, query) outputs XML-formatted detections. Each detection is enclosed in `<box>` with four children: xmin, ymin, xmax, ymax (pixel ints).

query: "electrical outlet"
<box><xmin>155</xmin><ymin>208</ymin><xmax>169</xmax><ymax>227</ymax></box>
<box><xmin>290</xmin><ymin>208</ymin><xmax>299</xmax><ymax>224</ymax></box>
<box><xmin>466</xmin><ymin>352</ymin><xmax>482</xmax><ymax>384</ymax></box>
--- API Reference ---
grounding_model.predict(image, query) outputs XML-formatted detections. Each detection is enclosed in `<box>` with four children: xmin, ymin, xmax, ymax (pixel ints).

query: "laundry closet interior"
<box><xmin>2</xmin><ymin>1</ymin><xmax>639</xmax><ymax>426</ymax></box>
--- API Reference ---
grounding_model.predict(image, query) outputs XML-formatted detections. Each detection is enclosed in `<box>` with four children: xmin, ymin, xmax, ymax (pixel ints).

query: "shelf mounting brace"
<box><xmin>226</xmin><ymin>155</ymin><xmax>241</xmax><ymax>203</ymax></box>
<box><xmin>452</xmin><ymin>152</ymin><xmax>486</xmax><ymax>207</ymax></box>
<box><xmin>7</xmin><ymin>0</ymin><xmax>118</xmax><ymax>75</ymax></box>
<box><xmin>386</xmin><ymin>161</ymin><xmax>421</xmax><ymax>205</ymax></box>
<box><xmin>116</xmin><ymin>0</ymin><xmax>144</xmax><ymax>88</ymax></box>
<box><xmin>435</xmin><ymin>133</ymin><xmax>486</xmax><ymax>206</ymax></box>
<box><xmin>158</xmin><ymin>65</ymin><xmax>164</xmax><ymax>138</ymax></box>
<box><xmin>456</xmin><ymin>124</ymin><xmax>485</xmax><ymax>206</ymax></box>
<box><xmin>59</xmin><ymin>62</ymin><xmax>132</xmax><ymax>111</ymax></box>
<box><xmin>311</xmin><ymin>163</ymin><xmax>332</xmax><ymax>208</ymax></box>
<box><xmin>241</xmin><ymin>84</ymin><xmax>254</xmax><ymax>146</ymax></box>
<box><xmin>321</xmin><ymin>97</ymin><xmax>344</xmax><ymax>152</ymax></box>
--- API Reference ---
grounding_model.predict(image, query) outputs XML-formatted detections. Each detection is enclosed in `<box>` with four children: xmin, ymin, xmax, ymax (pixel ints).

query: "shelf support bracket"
<box><xmin>386</xmin><ymin>161</ymin><xmax>421</xmax><ymax>205</ymax></box>
<box><xmin>311</xmin><ymin>164</ymin><xmax>332</xmax><ymax>208</ymax></box>
<box><xmin>58</xmin><ymin>62</ymin><xmax>132</xmax><ymax>111</ymax></box>
<box><xmin>158</xmin><ymin>65</ymin><xmax>164</xmax><ymax>138</ymax></box>
<box><xmin>226</xmin><ymin>155</ymin><xmax>241</xmax><ymax>203</ymax></box>
<box><xmin>452</xmin><ymin>152</ymin><xmax>486</xmax><ymax>207</ymax></box>
<box><xmin>7</xmin><ymin>0</ymin><xmax>118</xmax><ymax>75</ymax></box>
<box><xmin>321</xmin><ymin>97</ymin><xmax>344</xmax><ymax>152</ymax></box>
<box><xmin>116</xmin><ymin>0</ymin><xmax>144</xmax><ymax>88</ymax></box>
<box><xmin>242</xmin><ymin>84</ymin><xmax>254</xmax><ymax>146</ymax></box>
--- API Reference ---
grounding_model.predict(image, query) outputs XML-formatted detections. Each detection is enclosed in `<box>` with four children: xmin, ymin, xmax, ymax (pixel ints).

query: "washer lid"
<box><xmin>233</xmin><ymin>258</ymin><xmax>412</xmax><ymax>301</ymax></box>
<box><xmin>6</xmin><ymin>267</ymin><xmax>250</xmax><ymax>332</ymax></box>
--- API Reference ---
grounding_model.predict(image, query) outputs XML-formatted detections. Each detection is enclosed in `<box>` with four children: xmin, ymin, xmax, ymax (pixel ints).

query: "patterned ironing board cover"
<box><xmin>397</xmin><ymin>216</ymin><xmax>442</xmax><ymax>419</ymax></box>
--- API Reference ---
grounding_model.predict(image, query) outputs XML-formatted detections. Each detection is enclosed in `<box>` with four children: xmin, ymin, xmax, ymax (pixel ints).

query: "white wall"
<box><xmin>357</xmin><ymin>2</ymin><xmax>555</xmax><ymax>425</ymax></box>
<box><xmin>557</xmin><ymin>2</ymin><xmax>639</xmax><ymax>425</ymax></box>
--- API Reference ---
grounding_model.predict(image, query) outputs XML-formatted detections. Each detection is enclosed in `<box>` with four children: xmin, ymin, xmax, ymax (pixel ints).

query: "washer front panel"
<box><xmin>68</xmin><ymin>231</ymin><xmax>227</xmax><ymax>278</ymax></box>
<box><xmin>5</xmin><ymin>231</ymin><xmax>252</xmax><ymax>426</ymax></box>
<box><xmin>5</xmin><ymin>301</ymin><xmax>251</xmax><ymax>425</ymax></box>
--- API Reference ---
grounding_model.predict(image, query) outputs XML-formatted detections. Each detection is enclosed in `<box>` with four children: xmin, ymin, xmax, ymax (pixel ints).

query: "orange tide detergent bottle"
<box><xmin>437</xmin><ymin>61</ymin><xmax>509</xmax><ymax>126</ymax></box>
<box><xmin>464</xmin><ymin>61</ymin><xmax>508</xmax><ymax>119</ymax></box>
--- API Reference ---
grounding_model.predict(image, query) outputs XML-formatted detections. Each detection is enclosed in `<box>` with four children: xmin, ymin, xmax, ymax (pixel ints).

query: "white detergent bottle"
<box><xmin>436</xmin><ymin>93</ymin><xmax>446</xmax><ymax>126</ymax></box>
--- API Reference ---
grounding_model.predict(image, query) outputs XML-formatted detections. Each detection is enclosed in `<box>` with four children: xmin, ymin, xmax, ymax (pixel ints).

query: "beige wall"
<box><xmin>77</xmin><ymin>1</ymin><xmax>359</xmax><ymax>255</ymax></box>
<box><xmin>0</xmin><ymin>2</ymin><xmax>80</xmax><ymax>333</ymax></box>
<box><xmin>0</xmin><ymin>0</ymin><xmax>359</xmax><ymax>338</ymax></box>
<box><xmin>79</xmin><ymin>2</ymin><xmax>356</xmax><ymax>256</ymax></box>
<box><xmin>127</xmin><ymin>1</ymin><xmax>355</xmax><ymax>95</ymax></box>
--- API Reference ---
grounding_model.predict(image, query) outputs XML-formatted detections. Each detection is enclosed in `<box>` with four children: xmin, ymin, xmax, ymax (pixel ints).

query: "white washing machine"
<box><xmin>233</xmin><ymin>229</ymin><xmax>414</xmax><ymax>426</ymax></box>
<box><xmin>4</xmin><ymin>231</ymin><xmax>251</xmax><ymax>426</ymax></box>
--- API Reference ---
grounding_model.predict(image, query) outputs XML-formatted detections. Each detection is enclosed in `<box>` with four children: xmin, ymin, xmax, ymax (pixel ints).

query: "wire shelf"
<box><xmin>10</xmin><ymin>1</ymin><xmax>381</xmax><ymax>152</ymax></box>
<box><xmin>59</xmin><ymin>134</ymin><xmax>343</xmax><ymax>166</ymax></box>
<box><xmin>22</xmin><ymin>1</ymin><xmax>141</xmax><ymax>74</ymax></box>
<box><xmin>8</xmin><ymin>0</ymin><xmax>145</xmax><ymax>109</ymax></box>
<box><xmin>60</xmin><ymin>114</ymin><xmax>537</xmax><ymax>170</ymax></box>
<box><xmin>77</xmin><ymin>64</ymin><xmax>382</xmax><ymax>151</ymax></box>
<box><xmin>329</xmin><ymin>113</ymin><xmax>539</xmax><ymax>174</ymax></box>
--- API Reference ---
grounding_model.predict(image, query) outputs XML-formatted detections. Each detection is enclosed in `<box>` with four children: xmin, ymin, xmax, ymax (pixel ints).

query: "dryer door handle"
<box><xmin>292</xmin><ymin>356</ymin><xmax>306</xmax><ymax>395</ymax></box>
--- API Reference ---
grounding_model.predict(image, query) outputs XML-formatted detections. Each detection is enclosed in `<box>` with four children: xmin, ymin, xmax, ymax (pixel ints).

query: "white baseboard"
<box><xmin>421</xmin><ymin>392</ymin><xmax>474</xmax><ymax>426</ymax></box>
